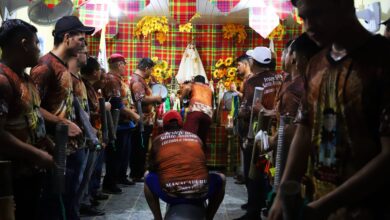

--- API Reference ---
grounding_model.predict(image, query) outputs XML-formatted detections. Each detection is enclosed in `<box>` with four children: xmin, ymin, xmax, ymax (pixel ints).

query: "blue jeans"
<box><xmin>90</xmin><ymin>150</ymin><xmax>105</xmax><ymax>196</ymax></box>
<box><xmin>145</xmin><ymin>172</ymin><xmax>222</xmax><ymax>205</ymax></box>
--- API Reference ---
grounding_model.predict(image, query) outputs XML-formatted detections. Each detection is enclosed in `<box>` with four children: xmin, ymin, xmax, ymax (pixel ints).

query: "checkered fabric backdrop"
<box><xmin>170</xmin><ymin>0</ymin><xmax>197</xmax><ymax>24</ymax></box>
<box><xmin>205</xmin><ymin>125</ymin><xmax>240</xmax><ymax>168</ymax></box>
<box><xmin>86</xmin><ymin>20</ymin><xmax>302</xmax><ymax>77</ymax></box>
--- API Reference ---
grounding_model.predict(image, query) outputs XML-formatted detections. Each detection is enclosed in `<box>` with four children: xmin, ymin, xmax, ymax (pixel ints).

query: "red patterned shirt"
<box><xmin>31</xmin><ymin>52</ymin><xmax>82</xmax><ymax>154</ymax></box>
<box><xmin>149</xmin><ymin>130</ymin><xmax>209</xmax><ymax>198</ymax></box>
<box><xmin>0</xmin><ymin>63</ymin><xmax>49</xmax><ymax>177</ymax></box>
<box><xmin>298</xmin><ymin>35</ymin><xmax>390</xmax><ymax>216</ymax></box>
<box><xmin>130</xmin><ymin>73</ymin><xmax>154</xmax><ymax>125</ymax></box>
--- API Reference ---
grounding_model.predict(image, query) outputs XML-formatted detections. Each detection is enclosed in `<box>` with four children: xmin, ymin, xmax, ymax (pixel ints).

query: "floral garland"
<box><xmin>134</xmin><ymin>16</ymin><xmax>169</xmax><ymax>44</ymax></box>
<box><xmin>222</xmin><ymin>24</ymin><xmax>247</xmax><ymax>44</ymax></box>
<box><xmin>151</xmin><ymin>57</ymin><xmax>173</xmax><ymax>83</ymax></box>
<box><xmin>212</xmin><ymin>57</ymin><xmax>241</xmax><ymax>89</ymax></box>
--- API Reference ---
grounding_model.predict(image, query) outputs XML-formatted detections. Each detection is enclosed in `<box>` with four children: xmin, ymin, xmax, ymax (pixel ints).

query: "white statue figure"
<box><xmin>176</xmin><ymin>43</ymin><xmax>208</xmax><ymax>84</ymax></box>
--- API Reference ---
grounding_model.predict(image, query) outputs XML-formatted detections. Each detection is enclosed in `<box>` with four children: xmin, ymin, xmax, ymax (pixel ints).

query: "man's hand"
<box><xmin>268</xmin><ymin>195</ymin><xmax>283</xmax><ymax>220</ymax></box>
<box><xmin>133</xmin><ymin>112</ymin><xmax>141</xmax><ymax>123</ymax></box>
<box><xmin>105</xmin><ymin>102</ymin><xmax>112</xmax><ymax>111</ymax></box>
<box><xmin>62</xmin><ymin>119</ymin><xmax>82</xmax><ymax>137</ymax></box>
<box><xmin>33</xmin><ymin>149</ymin><xmax>55</xmax><ymax>168</ymax></box>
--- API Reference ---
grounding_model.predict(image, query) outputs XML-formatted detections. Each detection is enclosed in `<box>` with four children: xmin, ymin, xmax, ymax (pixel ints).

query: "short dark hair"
<box><xmin>193</xmin><ymin>75</ymin><xmax>206</xmax><ymax>84</ymax></box>
<box><xmin>81</xmin><ymin>56</ymin><xmax>100</xmax><ymax>76</ymax></box>
<box><xmin>0</xmin><ymin>19</ymin><xmax>37</xmax><ymax>50</ymax></box>
<box><xmin>137</xmin><ymin>58</ymin><xmax>155</xmax><ymax>71</ymax></box>
<box><xmin>236</xmin><ymin>55</ymin><xmax>251</xmax><ymax>63</ymax></box>
<box><xmin>53</xmin><ymin>30</ymin><xmax>82</xmax><ymax>46</ymax></box>
<box><xmin>290</xmin><ymin>33</ymin><xmax>321</xmax><ymax>60</ymax></box>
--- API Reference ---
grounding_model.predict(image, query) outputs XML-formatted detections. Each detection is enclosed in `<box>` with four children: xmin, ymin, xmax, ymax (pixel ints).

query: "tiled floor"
<box><xmin>81</xmin><ymin>177</ymin><xmax>247</xmax><ymax>220</ymax></box>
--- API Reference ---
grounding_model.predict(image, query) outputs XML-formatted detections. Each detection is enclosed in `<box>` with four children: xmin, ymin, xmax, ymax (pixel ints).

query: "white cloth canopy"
<box><xmin>176</xmin><ymin>43</ymin><xmax>208</xmax><ymax>84</ymax></box>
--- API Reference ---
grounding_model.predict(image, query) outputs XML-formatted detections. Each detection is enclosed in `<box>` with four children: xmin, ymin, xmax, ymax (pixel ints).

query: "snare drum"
<box><xmin>151</xmin><ymin>83</ymin><xmax>168</xmax><ymax>100</ymax></box>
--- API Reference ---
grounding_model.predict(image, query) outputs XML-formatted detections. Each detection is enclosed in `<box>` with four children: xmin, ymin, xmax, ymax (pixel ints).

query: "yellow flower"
<box><xmin>151</xmin><ymin>57</ymin><xmax>159</xmax><ymax>63</ymax></box>
<box><xmin>218</xmin><ymin>69</ymin><xmax>226</xmax><ymax>79</ymax></box>
<box><xmin>215</xmin><ymin>59</ymin><xmax>224</xmax><ymax>68</ymax></box>
<box><xmin>153</xmin><ymin>67</ymin><xmax>162</xmax><ymax>78</ymax></box>
<box><xmin>213</xmin><ymin>69</ymin><xmax>219</xmax><ymax>79</ymax></box>
<box><xmin>161</xmin><ymin>60</ymin><xmax>168</xmax><ymax>70</ymax></box>
<box><xmin>224</xmin><ymin>81</ymin><xmax>231</xmax><ymax>89</ymax></box>
<box><xmin>227</xmin><ymin>67</ymin><xmax>237</xmax><ymax>78</ymax></box>
<box><xmin>225</xmin><ymin>57</ymin><xmax>233</xmax><ymax>67</ymax></box>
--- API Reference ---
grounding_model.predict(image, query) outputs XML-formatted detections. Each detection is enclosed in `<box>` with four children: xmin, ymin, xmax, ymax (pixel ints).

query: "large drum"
<box><xmin>151</xmin><ymin>83</ymin><xmax>168</xmax><ymax>100</ymax></box>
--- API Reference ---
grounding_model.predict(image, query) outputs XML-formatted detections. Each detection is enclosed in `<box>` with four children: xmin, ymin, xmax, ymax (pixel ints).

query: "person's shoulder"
<box><xmin>353</xmin><ymin>35</ymin><xmax>390</xmax><ymax>64</ymax></box>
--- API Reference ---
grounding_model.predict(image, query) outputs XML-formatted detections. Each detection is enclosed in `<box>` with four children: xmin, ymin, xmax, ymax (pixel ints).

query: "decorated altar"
<box><xmin>18</xmin><ymin>0</ymin><xmax>303</xmax><ymax>172</ymax></box>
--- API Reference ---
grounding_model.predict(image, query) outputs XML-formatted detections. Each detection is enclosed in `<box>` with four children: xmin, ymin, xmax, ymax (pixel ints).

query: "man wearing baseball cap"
<box><xmin>236</xmin><ymin>46</ymin><xmax>282</xmax><ymax>220</ymax></box>
<box><xmin>144</xmin><ymin>110</ymin><xmax>226</xmax><ymax>220</ymax></box>
<box><xmin>382</xmin><ymin>18</ymin><xmax>390</xmax><ymax>40</ymax></box>
<box><xmin>30</xmin><ymin>15</ymin><xmax>94</xmax><ymax>220</ymax></box>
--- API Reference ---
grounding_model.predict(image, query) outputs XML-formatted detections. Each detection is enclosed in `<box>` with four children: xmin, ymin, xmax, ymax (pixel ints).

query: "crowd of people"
<box><xmin>1</xmin><ymin>0</ymin><xmax>390</xmax><ymax>219</ymax></box>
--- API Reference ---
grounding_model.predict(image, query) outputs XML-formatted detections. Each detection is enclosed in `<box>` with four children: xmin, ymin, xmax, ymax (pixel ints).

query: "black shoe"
<box><xmin>79</xmin><ymin>205</ymin><xmax>105</xmax><ymax>216</ymax></box>
<box><xmin>90</xmin><ymin>199</ymin><xmax>100</xmax><ymax>207</ymax></box>
<box><xmin>241</xmin><ymin>203</ymin><xmax>248</xmax><ymax>210</ymax></box>
<box><xmin>118</xmin><ymin>178</ymin><xmax>136</xmax><ymax>186</ymax></box>
<box><xmin>93</xmin><ymin>192</ymin><xmax>109</xmax><ymax>200</ymax></box>
<box><xmin>102</xmin><ymin>184</ymin><xmax>122</xmax><ymax>194</ymax></box>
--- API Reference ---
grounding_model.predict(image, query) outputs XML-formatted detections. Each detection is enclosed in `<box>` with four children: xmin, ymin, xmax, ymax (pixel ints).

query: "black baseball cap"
<box><xmin>52</xmin><ymin>16</ymin><xmax>95</xmax><ymax>36</ymax></box>
<box><xmin>382</xmin><ymin>18</ymin><xmax>390</xmax><ymax>26</ymax></box>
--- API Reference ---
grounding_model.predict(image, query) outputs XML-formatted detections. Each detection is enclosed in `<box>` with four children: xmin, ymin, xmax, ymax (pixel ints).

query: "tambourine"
<box><xmin>151</xmin><ymin>83</ymin><xmax>168</xmax><ymax>100</ymax></box>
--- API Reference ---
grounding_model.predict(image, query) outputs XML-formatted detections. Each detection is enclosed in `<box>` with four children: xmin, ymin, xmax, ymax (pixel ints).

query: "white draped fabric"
<box><xmin>176</xmin><ymin>43</ymin><xmax>208</xmax><ymax>84</ymax></box>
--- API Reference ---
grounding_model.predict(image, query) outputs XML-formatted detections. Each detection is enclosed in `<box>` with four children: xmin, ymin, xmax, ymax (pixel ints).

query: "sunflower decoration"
<box><xmin>225</xmin><ymin>57</ymin><xmax>233</xmax><ymax>66</ymax></box>
<box><xmin>215</xmin><ymin>58</ymin><xmax>224</xmax><ymax>68</ymax></box>
<box><xmin>134</xmin><ymin>16</ymin><xmax>170</xmax><ymax>44</ymax></box>
<box><xmin>227</xmin><ymin>67</ymin><xmax>237</xmax><ymax>78</ymax></box>
<box><xmin>213</xmin><ymin>57</ymin><xmax>240</xmax><ymax>89</ymax></box>
<box><xmin>151</xmin><ymin>57</ymin><xmax>173</xmax><ymax>83</ymax></box>
<box><xmin>222</xmin><ymin>24</ymin><xmax>247</xmax><ymax>44</ymax></box>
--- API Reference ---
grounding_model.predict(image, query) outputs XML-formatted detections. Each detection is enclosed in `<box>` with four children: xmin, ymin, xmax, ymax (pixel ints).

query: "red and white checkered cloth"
<box><xmin>117</xmin><ymin>0</ymin><xmax>150</xmax><ymax>21</ymax></box>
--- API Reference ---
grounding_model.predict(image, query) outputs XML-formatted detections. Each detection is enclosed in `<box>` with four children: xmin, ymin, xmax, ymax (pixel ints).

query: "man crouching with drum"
<box><xmin>144</xmin><ymin>110</ymin><xmax>226</xmax><ymax>220</ymax></box>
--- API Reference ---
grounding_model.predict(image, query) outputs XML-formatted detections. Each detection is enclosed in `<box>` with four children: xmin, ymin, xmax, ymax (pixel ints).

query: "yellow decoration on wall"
<box><xmin>222</xmin><ymin>24</ymin><xmax>247</xmax><ymax>44</ymax></box>
<box><xmin>213</xmin><ymin>57</ymin><xmax>240</xmax><ymax>89</ymax></box>
<box><xmin>151</xmin><ymin>57</ymin><xmax>173</xmax><ymax>83</ymax></box>
<box><xmin>178</xmin><ymin>13</ymin><xmax>201</xmax><ymax>33</ymax></box>
<box><xmin>268</xmin><ymin>24</ymin><xmax>286</xmax><ymax>40</ymax></box>
<box><xmin>134</xmin><ymin>16</ymin><xmax>170</xmax><ymax>44</ymax></box>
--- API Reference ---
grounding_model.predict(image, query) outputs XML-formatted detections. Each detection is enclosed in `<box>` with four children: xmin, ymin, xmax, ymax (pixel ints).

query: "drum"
<box><xmin>151</xmin><ymin>83</ymin><xmax>168</xmax><ymax>100</ymax></box>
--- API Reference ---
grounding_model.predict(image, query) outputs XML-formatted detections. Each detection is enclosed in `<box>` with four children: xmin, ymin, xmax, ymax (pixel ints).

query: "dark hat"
<box><xmin>53</xmin><ymin>16</ymin><xmax>95</xmax><ymax>36</ymax></box>
<box><xmin>108</xmin><ymin>53</ymin><xmax>126</xmax><ymax>63</ymax></box>
<box><xmin>163</xmin><ymin>110</ymin><xmax>183</xmax><ymax>127</ymax></box>
<box><xmin>382</xmin><ymin>18</ymin><xmax>390</xmax><ymax>26</ymax></box>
